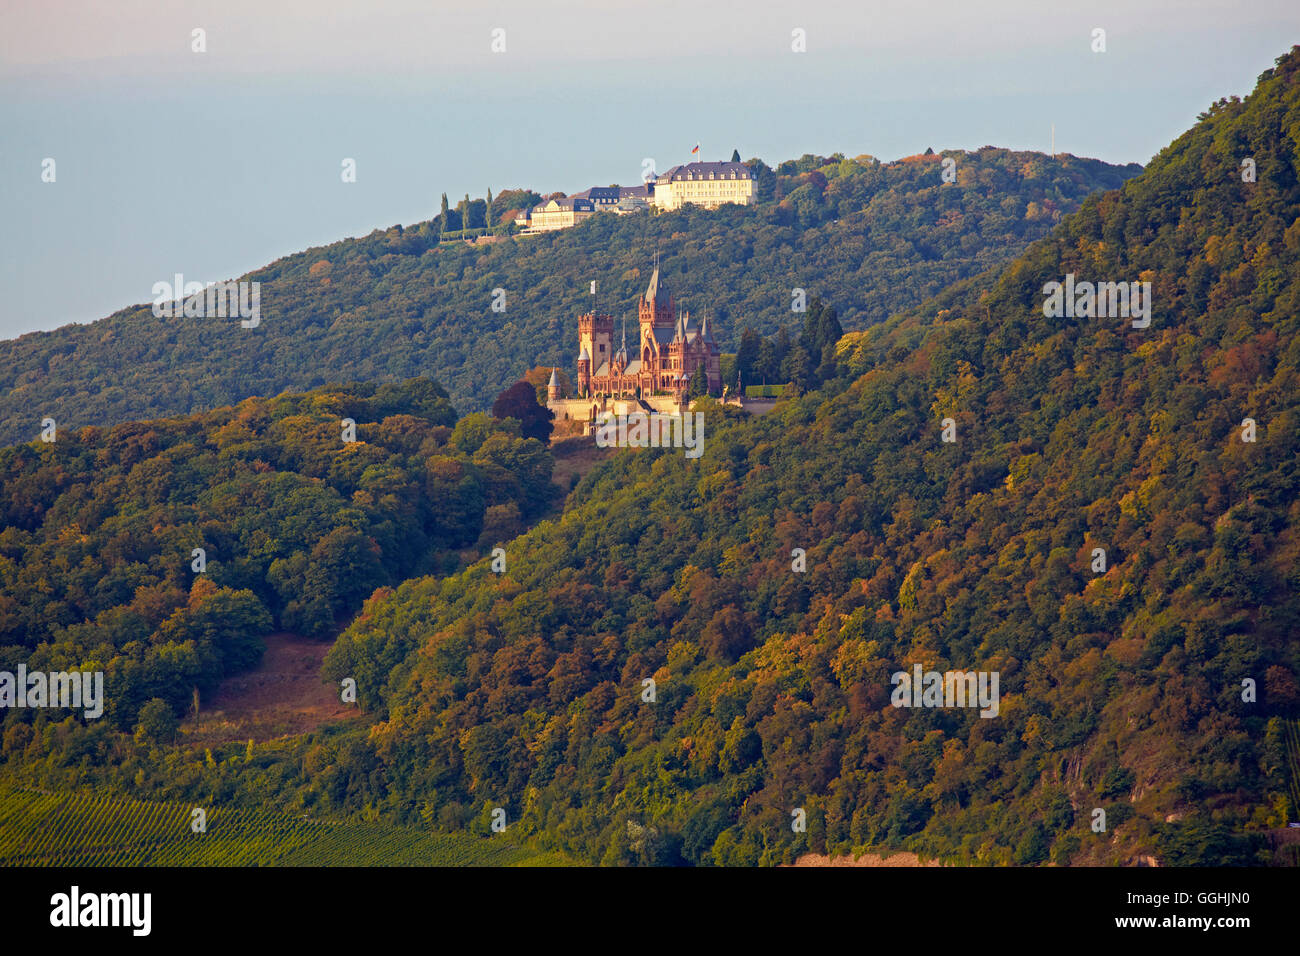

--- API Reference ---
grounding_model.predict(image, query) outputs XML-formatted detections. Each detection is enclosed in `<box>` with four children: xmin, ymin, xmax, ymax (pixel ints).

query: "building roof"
<box><xmin>593</xmin><ymin>361</ymin><xmax>610</xmax><ymax>377</ymax></box>
<box><xmin>644</xmin><ymin>261</ymin><xmax>668</xmax><ymax>307</ymax></box>
<box><xmin>619</xmin><ymin>184</ymin><xmax>652</xmax><ymax>199</ymax></box>
<box><xmin>548</xmin><ymin>368</ymin><xmax>559</xmax><ymax>387</ymax></box>
<box><xmin>623</xmin><ymin>359</ymin><xmax>642</xmax><ymax>374</ymax></box>
<box><xmin>579</xmin><ymin>346</ymin><xmax>590</xmax><ymax>362</ymax></box>
<box><xmin>533</xmin><ymin>197</ymin><xmax>595</xmax><ymax>213</ymax></box>
<box><xmin>658</xmin><ymin>161</ymin><xmax>751</xmax><ymax>183</ymax></box>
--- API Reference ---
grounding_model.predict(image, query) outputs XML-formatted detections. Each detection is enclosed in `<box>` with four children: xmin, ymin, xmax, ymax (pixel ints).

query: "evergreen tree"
<box><xmin>755</xmin><ymin>338</ymin><xmax>778</xmax><ymax>385</ymax></box>
<box><xmin>781</xmin><ymin>344</ymin><xmax>813</xmax><ymax>390</ymax></box>
<box><xmin>735</xmin><ymin>327</ymin><xmax>763</xmax><ymax>390</ymax></box>
<box><xmin>485</xmin><ymin>188</ymin><xmax>494</xmax><ymax>228</ymax></box>
<box><xmin>688</xmin><ymin>362</ymin><xmax>708</xmax><ymax>399</ymax></box>
<box><xmin>730</xmin><ymin>148</ymin><xmax>741</xmax><ymax>163</ymax></box>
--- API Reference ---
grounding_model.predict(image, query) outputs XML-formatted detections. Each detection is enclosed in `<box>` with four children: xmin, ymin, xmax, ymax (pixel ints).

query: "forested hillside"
<box><xmin>0</xmin><ymin>149</ymin><xmax>1139</xmax><ymax>446</ymax></box>
<box><xmin>0</xmin><ymin>377</ymin><xmax>553</xmax><ymax>729</ymax></box>
<box><xmin>320</xmin><ymin>49</ymin><xmax>1300</xmax><ymax>865</ymax></box>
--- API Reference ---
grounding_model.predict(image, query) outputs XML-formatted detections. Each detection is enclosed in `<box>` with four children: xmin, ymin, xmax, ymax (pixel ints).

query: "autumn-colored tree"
<box><xmin>491</xmin><ymin>380</ymin><xmax>554</xmax><ymax>443</ymax></box>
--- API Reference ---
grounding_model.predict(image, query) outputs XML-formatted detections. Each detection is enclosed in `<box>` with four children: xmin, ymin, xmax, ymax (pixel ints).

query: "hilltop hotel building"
<box><xmin>516</xmin><ymin>160</ymin><xmax>755</xmax><ymax>233</ymax></box>
<box><xmin>546</xmin><ymin>259</ymin><xmax>723</xmax><ymax>425</ymax></box>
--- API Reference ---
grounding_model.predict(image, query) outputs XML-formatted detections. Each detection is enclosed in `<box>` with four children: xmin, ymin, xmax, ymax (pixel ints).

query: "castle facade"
<box><xmin>547</xmin><ymin>260</ymin><xmax>722</xmax><ymax>426</ymax></box>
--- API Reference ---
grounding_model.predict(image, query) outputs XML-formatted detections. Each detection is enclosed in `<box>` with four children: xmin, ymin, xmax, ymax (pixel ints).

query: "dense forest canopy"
<box><xmin>0</xmin><ymin>149</ymin><xmax>1140</xmax><ymax>447</ymax></box>
<box><xmin>317</xmin><ymin>49</ymin><xmax>1300</xmax><ymax>866</ymax></box>
<box><xmin>0</xmin><ymin>378</ymin><xmax>554</xmax><ymax>729</ymax></box>
<box><xmin>4</xmin><ymin>48</ymin><xmax>1299</xmax><ymax>869</ymax></box>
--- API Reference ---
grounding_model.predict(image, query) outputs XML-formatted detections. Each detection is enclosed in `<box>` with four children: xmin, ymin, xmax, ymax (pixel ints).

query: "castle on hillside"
<box><xmin>546</xmin><ymin>258</ymin><xmax>723</xmax><ymax>426</ymax></box>
<box><xmin>515</xmin><ymin>160</ymin><xmax>755</xmax><ymax>233</ymax></box>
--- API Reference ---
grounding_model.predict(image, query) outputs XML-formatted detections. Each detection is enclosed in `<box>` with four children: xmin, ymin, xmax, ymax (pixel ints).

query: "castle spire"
<box><xmin>645</xmin><ymin>254</ymin><xmax>661</xmax><ymax>305</ymax></box>
<box><xmin>616</xmin><ymin>317</ymin><xmax>628</xmax><ymax>365</ymax></box>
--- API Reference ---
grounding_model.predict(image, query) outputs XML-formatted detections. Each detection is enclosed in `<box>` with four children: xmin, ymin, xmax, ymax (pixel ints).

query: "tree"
<box><xmin>466</xmin><ymin>198</ymin><xmax>487</xmax><ymax>230</ymax></box>
<box><xmin>439</xmin><ymin>192</ymin><xmax>450</xmax><ymax>229</ymax></box>
<box><xmin>781</xmin><ymin>344</ymin><xmax>813</xmax><ymax>391</ymax></box>
<box><xmin>485</xmin><ymin>188</ymin><xmax>494</xmax><ymax>228</ymax></box>
<box><xmin>524</xmin><ymin>366</ymin><xmax>571</xmax><ymax>405</ymax></box>
<box><xmin>425</xmin><ymin>455</ymin><xmax>485</xmax><ymax>547</ymax></box>
<box><xmin>815</xmin><ymin>341</ymin><xmax>839</xmax><ymax>384</ymax></box>
<box><xmin>458</xmin><ymin>194</ymin><xmax>471</xmax><ymax>234</ymax></box>
<box><xmin>688</xmin><ymin>362</ymin><xmax>708</xmax><ymax>399</ymax></box>
<box><xmin>135</xmin><ymin>698</ymin><xmax>178</xmax><ymax>746</ymax></box>
<box><xmin>492</xmin><ymin>380</ymin><xmax>554</xmax><ymax>443</ymax></box>
<box><xmin>735</xmin><ymin>327</ymin><xmax>762</xmax><ymax>390</ymax></box>
<box><xmin>755</xmin><ymin>338</ymin><xmax>778</xmax><ymax>385</ymax></box>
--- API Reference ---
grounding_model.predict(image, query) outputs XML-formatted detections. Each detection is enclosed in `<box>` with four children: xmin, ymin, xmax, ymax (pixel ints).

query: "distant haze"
<box><xmin>2</xmin><ymin>0</ymin><xmax>1297</xmax><ymax>336</ymax></box>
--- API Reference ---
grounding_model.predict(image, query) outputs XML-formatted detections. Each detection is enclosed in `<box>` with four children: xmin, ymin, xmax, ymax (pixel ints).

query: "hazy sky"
<box><xmin>2</xmin><ymin>1</ymin><xmax>1298</xmax><ymax>337</ymax></box>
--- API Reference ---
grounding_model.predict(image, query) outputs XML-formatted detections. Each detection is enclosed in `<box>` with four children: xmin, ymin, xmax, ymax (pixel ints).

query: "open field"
<box><xmin>185</xmin><ymin>632</ymin><xmax>363</xmax><ymax>746</ymax></box>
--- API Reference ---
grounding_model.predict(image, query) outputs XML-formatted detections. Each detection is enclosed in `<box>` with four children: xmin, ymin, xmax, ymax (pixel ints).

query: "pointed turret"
<box><xmin>700</xmin><ymin>311</ymin><xmax>715</xmax><ymax>343</ymax></box>
<box><xmin>577</xmin><ymin>346</ymin><xmax>591</xmax><ymax>397</ymax></box>
<box><xmin>639</xmin><ymin>253</ymin><xmax>675</xmax><ymax>329</ymax></box>
<box><xmin>547</xmin><ymin>367</ymin><xmax>561</xmax><ymax>403</ymax></box>
<box><xmin>616</xmin><ymin>319</ymin><xmax>628</xmax><ymax>366</ymax></box>
<box><xmin>645</xmin><ymin>261</ymin><xmax>661</xmax><ymax>305</ymax></box>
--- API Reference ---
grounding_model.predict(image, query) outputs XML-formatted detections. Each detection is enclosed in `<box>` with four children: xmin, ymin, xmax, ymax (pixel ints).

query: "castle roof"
<box><xmin>658</xmin><ymin>161</ymin><xmax>751</xmax><ymax>183</ymax></box>
<box><xmin>548</xmin><ymin>368</ymin><xmax>559</xmax><ymax>387</ymax></box>
<box><xmin>645</xmin><ymin>262</ymin><xmax>666</xmax><ymax>306</ymax></box>
<box><xmin>579</xmin><ymin>346</ymin><xmax>590</xmax><ymax>362</ymax></box>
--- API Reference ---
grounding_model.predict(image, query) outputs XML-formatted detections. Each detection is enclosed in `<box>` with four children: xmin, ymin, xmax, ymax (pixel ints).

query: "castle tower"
<box><xmin>640</xmin><ymin>260</ymin><xmax>675</xmax><ymax>327</ymax></box>
<box><xmin>577</xmin><ymin>346</ymin><xmax>591</xmax><ymax>396</ymax></box>
<box><xmin>577</xmin><ymin>311</ymin><xmax>614</xmax><ymax>387</ymax></box>
<box><xmin>547</xmin><ymin>367</ymin><xmax>561</xmax><ymax>403</ymax></box>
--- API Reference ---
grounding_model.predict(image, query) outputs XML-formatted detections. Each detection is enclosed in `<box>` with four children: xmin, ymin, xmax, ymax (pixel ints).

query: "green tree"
<box><xmin>134</xmin><ymin>697</ymin><xmax>178</xmax><ymax>746</ymax></box>
<box><xmin>688</xmin><ymin>362</ymin><xmax>708</xmax><ymax>399</ymax></box>
<box><xmin>735</xmin><ymin>327</ymin><xmax>762</xmax><ymax>389</ymax></box>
